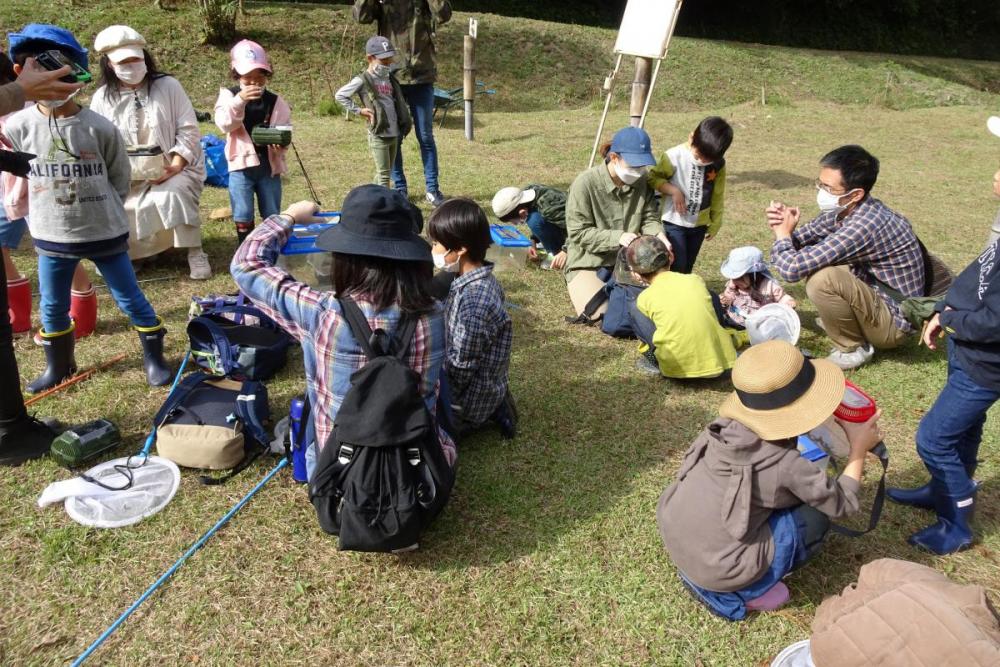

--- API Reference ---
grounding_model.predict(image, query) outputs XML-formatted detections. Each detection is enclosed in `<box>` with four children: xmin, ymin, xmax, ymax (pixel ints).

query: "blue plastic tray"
<box><xmin>797</xmin><ymin>434</ymin><xmax>829</xmax><ymax>462</ymax></box>
<box><xmin>489</xmin><ymin>224</ymin><xmax>532</xmax><ymax>248</ymax></box>
<box><xmin>280</xmin><ymin>212</ymin><xmax>340</xmax><ymax>255</ymax></box>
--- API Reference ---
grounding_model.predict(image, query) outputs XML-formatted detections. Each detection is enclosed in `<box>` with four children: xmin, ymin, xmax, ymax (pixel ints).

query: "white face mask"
<box><xmin>113</xmin><ymin>61</ymin><xmax>147</xmax><ymax>86</ymax></box>
<box><xmin>614</xmin><ymin>161</ymin><xmax>646</xmax><ymax>185</ymax></box>
<box><xmin>816</xmin><ymin>187</ymin><xmax>857</xmax><ymax>214</ymax></box>
<box><xmin>432</xmin><ymin>250</ymin><xmax>460</xmax><ymax>273</ymax></box>
<box><xmin>38</xmin><ymin>88</ymin><xmax>80</xmax><ymax>110</ymax></box>
<box><xmin>372</xmin><ymin>63</ymin><xmax>391</xmax><ymax>78</ymax></box>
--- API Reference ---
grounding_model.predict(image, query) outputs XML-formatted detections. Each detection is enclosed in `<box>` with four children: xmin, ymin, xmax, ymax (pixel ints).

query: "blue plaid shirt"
<box><xmin>231</xmin><ymin>216</ymin><xmax>456</xmax><ymax>466</ymax></box>
<box><xmin>444</xmin><ymin>264</ymin><xmax>513</xmax><ymax>426</ymax></box>
<box><xmin>770</xmin><ymin>197</ymin><xmax>925</xmax><ymax>332</ymax></box>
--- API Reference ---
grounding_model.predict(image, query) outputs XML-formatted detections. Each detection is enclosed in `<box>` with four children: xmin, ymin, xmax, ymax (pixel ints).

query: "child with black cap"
<box><xmin>4</xmin><ymin>24</ymin><xmax>172</xmax><ymax>393</ymax></box>
<box><xmin>335</xmin><ymin>36</ymin><xmax>412</xmax><ymax>189</ymax></box>
<box><xmin>231</xmin><ymin>186</ymin><xmax>456</xmax><ymax>480</ymax></box>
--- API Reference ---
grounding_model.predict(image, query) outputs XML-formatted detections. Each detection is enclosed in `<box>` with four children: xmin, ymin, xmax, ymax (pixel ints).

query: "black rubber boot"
<box><xmin>137</xmin><ymin>320</ymin><xmax>172</xmax><ymax>386</ymax></box>
<box><xmin>235</xmin><ymin>222</ymin><xmax>254</xmax><ymax>245</ymax></box>
<box><xmin>26</xmin><ymin>326</ymin><xmax>77</xmax><ymax>394</ymax></box>
<box><xmin>0</xmin><ymin>414</ymin><xmax>57</xmax><ymax>466</ymax></box>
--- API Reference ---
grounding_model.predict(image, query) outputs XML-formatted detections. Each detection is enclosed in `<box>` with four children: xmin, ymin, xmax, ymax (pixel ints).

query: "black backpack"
<box><xmin>309</xmin><ymin>298</ymin><xmax>454</xmax><ymax>552</ymax></box>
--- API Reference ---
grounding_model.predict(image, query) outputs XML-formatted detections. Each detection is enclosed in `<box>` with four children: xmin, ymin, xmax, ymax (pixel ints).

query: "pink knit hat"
<box><xmin>230</xmin><ymin>39</ymin><xmax>271</xmax><ymax>75</ymax></box>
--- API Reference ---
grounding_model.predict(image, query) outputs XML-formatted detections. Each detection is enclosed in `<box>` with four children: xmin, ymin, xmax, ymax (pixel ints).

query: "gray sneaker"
<box><xmin>827</xmin><ymin>343</ymin><xmax>874</xmax><ymax>370</ymax></box>
<box><xmin>425</xmin><ymin>191</ymin><xmax>446</xmax><ymax>208</ymax></box>
<box><xmin>635</xmin><ymin>350</ymin><xmax>661</xmax><ymax>376</ymax></box>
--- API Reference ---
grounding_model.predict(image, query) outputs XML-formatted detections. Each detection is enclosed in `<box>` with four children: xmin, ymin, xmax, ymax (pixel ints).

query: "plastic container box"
<box><xmin>277</xmin><ymin>213</ymin><xmax>339</xmax><ymax>289</ymax></box>
<box><xmin>485</xmin><ymin>224</ymin><xmax>532</xmax><ymax>271</ymax></box>
<box><xmin>797</xmin><ymin>433</ymin><xmax>830</xmax><ymax>470</ymax></box>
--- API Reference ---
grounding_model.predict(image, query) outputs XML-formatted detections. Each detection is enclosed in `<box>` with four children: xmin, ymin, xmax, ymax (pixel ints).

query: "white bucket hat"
<box><xmin>746</xmin><ymin>302</ymin><xmax>801</xmax><ymax>346</ymax></box>
<box><xmin>491</xmin><ymin>186</ymin><xmax>536</xmax><ymax>219</ymax></box>
<box><xmin>989</xmin><ymin>116</ymin><xmax>1000</xmax><ymax>138</ymax></box>
<box><xmin>94</xmin><ymin>25</ymin><xmax>147</xmax><ymax>64</ymax></box>
<box><xmin>721</xmin><ymin>245</ymin><xmax>770</xmax><ymax>280</ymax></box>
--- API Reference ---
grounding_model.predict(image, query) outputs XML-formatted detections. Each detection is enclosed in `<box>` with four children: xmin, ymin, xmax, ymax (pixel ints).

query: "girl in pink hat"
<box><xmin>214</xmin><ymin>39</ymin><xmax>291</xmax><ymax>245</ymax></box>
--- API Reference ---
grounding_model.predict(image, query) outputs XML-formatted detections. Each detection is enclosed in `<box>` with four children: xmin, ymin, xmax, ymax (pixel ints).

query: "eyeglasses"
<box><xmin>815</xmin><ymin>179</ymin><xmax>848</xmax><ymax>195</ymax></box>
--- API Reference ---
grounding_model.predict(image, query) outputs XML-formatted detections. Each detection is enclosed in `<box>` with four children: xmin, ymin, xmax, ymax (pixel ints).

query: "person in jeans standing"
<box><xmin>353</xmin><ymin>0</ymin><xmax>451</xmax><ymax>207</ymax></box>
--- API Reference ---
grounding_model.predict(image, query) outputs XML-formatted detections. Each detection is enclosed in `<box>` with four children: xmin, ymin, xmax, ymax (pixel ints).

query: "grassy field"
<box><xmin>2</xmin><ymin>2</ymin><xmax>1000</xmax><ymax>665</ymax></box>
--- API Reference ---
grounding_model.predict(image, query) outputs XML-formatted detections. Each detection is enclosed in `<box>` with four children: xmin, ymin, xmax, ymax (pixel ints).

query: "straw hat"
<box><xmin>719</xmin><ymin>340</ymin><xmax>844</xmax><ymax>441</ymax></box>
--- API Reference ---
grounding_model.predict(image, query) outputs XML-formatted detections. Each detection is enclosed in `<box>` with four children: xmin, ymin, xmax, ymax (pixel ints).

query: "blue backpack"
<box><xmin>201</xmin><ymin>135</ymin><xmax>229</xmax><ymax>187</ymax></box>
<box><xmin>187</xmin><ymin>303</ymin><xmax>292</xmax><ymax>381</ymax></box>
<box><xmin>566</xmin><ymin>265</ymin><xmax>644</xmax><ymax>339</ymax></box>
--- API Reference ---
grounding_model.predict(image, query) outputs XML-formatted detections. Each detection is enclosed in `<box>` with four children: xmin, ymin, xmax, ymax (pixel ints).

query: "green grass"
<box><xmin>2</xmin><ymin>2</ymin><xmax>1000</xmax><ymax>666</ymax></box>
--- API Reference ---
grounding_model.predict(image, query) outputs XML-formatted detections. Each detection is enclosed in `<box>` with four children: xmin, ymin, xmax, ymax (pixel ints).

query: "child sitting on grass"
<box><xmin>648</xmin><ymin>116</ymin><xmax>732</xmax><ymax>274</ymax></box>
<box><xmin>335</xmin><ymin>36</ymin><xmax>412</xmax><ymax>189</ymax></box>
<box><xmin>719</xmin><ymin>245</ymin><xmax>796</xmax><ymax>328</ymax></box>
<box><xmin>427</xmin><ymin>198</ymin><xmax>517</xmax><ymax>439</ymax></box>
<box><xmin>625</xmin><ymin>235</ymin><xmax>738</xmax><ymax>379</ymax></box>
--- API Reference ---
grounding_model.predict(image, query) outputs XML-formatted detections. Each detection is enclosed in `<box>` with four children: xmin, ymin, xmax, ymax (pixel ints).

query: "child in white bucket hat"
<box><xmin>719</xmin><ymin>245</ymin><xmax>796</xmax><ymax>327</ymax></box>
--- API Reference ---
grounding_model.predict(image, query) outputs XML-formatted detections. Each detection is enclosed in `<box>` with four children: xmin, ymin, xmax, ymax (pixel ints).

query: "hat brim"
<box><xmin>372</xmin><ymin>49</ymin><xmax>396</xmax><ymax>59</ymax></box>
<box><xmin>106</xmin><ymin>45</ymin><xmax>145</xmax><ymax>64</ymax></box>
<box><xmin>315</xmin><ymin>224</ymin><xmax>431</xmax><ymax>262</ymax></box>
<box><xmin>989</xmin><ymin>116</ymin><xmax>1000</xmax><ymax>138</ymax></box>
<box><xmin>718</xmin><ymin>358</ymin><xmax>844</xmax><ymax>441</ymax></box>
<box><xmin>618</xmin><ymin>151</ymin><xmax>657</xmax><ymax>168</ymax></box>
<box><xmin>233</xmin><ymin>61</ymin><xmax>272</xmax><ymax>76</ymax></box>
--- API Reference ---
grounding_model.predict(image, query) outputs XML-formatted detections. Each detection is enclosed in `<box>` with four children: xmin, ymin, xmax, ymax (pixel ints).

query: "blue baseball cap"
<box><xmin>8</xmin><ymin>24</ymin><xmax>89</xmax><ymax>69</ymax></box>
<box><xmin>609</xmin><ymin>126</ymin><xmax>656</xmax><ymax>168</ymax></box>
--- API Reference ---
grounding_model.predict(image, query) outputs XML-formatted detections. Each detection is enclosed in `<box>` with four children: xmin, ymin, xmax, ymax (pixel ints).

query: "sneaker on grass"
<box><xmin>827</xmin><ymin>343</ymin><xmax>874</xmax><ymax>370</ymax></box>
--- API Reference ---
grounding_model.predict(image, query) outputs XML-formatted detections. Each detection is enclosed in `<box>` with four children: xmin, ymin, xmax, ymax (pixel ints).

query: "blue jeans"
<box><xmin>679</xmin><ymin>505</ymin><xmax>828</xmax><ymax>621</ymax></box>
<box><xmin>526</xmin><ymin>210</ymin><xmax>567</xmax><ymax>255</ymax></box>
<box><xmin>392</xmin><ymin>83</ymin><xmax>439</xmax><ymax>195</ymax></box>
<box><xmin>229</xmin><ymin>162</ymin><xmax>282</xmax><ymax>224</ymax></box>
<box><xmin>915</xmin><ymin>339</ymin><xmax>999</xmax><ymax>498</ymax></box>
<box><xmin>0</xmin><ymin>216</ymin><xmax>27</xmax><ymax>248</ymax></box>
<box><xmin>38</xmin><ymin>252</ymin><xmax>158</xmax><ymax>333</ymax></box>
<box><xmin>663</xmin><ymin>222</ymin><xmax>707</xmax><ymax>274</ymax></box>
<box><xmin>629</xmin><ymin>298</ymin><xmax>656</xmax><ymax>349</ymax></box>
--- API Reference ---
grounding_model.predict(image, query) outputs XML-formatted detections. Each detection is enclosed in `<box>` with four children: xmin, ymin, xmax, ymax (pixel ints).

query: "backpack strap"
<box><xmin>828</xmin><ymin>442</ymin><xmax>889</xmax><ymax>538</ymax></box>
<box><xmin>393</xmin><ymin>316</ymin><xmax>418</xmax><ymax>361</ymax></box>
<box><xmin>339</xmin><ymin>297</ymin><xmax>379</xmax><ymax>360</ymax></box>
<box><xmin>153</xmin><ymin>372</ymin><xmax>209</xmax><ymax>428</ymax></box>
<box><xmin>564</xmin><ymin>283</ymin><xmax>611</xmax><ymax>326</ymax></box>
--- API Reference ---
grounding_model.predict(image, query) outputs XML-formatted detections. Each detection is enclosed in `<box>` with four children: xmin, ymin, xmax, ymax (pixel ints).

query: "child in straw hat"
<box><xmin>656</xmin><ymin>340</ymin><xmax>884</xmax><ymax>620</ymax></box>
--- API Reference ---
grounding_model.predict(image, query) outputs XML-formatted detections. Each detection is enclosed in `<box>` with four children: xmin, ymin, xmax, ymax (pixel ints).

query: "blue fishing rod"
<box><xmin>71</xmin><ymin>456</ymin><xmax>289</xmax><ymax>665</ymax></box>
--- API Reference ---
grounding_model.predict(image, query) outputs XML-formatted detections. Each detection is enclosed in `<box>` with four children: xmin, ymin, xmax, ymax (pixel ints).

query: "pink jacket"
<box><xmin>213</xmin><ymin>87</ymin><xmax>290</xmax><ymax>177</ymax></box>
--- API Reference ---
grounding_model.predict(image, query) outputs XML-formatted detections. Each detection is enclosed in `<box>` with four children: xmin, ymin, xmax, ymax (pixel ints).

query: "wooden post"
<box><xmin>463</xmin><ymin>19</ymin><xmax>477</xmax><ymax>141</ymax></box>
<box><xmin>629</xmin><ymin>56</ymin><xmax>653</xmax><ymax>127</ymax></box>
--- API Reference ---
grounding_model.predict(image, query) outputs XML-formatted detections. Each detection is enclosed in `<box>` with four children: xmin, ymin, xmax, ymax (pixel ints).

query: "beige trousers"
<box><xmin>805</xmin><ymin>266</ymin><xmax>908</xmax><ymax>352</ymax></box>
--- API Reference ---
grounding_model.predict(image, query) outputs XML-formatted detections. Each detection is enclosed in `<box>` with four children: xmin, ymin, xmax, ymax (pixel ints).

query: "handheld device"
<box><xmin>126</xmin><ymin>144</ymin><xmax>164</xmax><ymax>157</ymax></box>
<box><xmin>834</xmin><ymin>380</ymin><xmax>887</xmax><ymax>460</ymax></box>
<box><xmin>50</xmin><ymin>419</ymin><xmax>121</xmax><ymax>467</ymax></box>
<box><xmin>36</xmin><ymin>50</ymin><xmax>92</xmax><ymax>84</ymax></box>
<box><xmin>250</xmin><ymin>125</ymin><xmax>292</xmax><ymax>147</ymax></box>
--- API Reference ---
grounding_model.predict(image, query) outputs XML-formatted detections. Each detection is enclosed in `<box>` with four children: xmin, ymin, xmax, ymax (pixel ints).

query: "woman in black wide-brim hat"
<box><xmin>231</xmin><ymin>185</ymin><xmax>457</xmax><ymax>480</ymax></box>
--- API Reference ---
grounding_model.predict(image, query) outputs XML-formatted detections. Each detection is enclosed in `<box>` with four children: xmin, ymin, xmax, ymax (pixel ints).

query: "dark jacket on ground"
<box><xmin>656</xmin><ymin>418</ymin><xmax>860</xmax><ymax>592</ymax></box>
<box><xmin>938</xmin><ymin>240</ymin><xmax>1000</xmax><ymax>389</ymax></box>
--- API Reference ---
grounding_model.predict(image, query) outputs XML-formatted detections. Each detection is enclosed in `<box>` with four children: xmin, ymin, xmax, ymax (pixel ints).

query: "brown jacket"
<box><xmin>656</xmin><ymin>418</ymin><xmax>860</xmax><ymax>592</ymax></box>
<box><xmin>811</xmin><ymin>558</ymin><xmax>1000</xmax><ymax>667</ymax></box>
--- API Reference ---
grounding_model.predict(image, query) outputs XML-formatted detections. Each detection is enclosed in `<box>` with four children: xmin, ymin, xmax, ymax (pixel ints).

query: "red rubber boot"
<box><xmin>6</xmin><ymin>276</ymin><xmax>31</xmax><ymax>334</ymax></box>
<box><xmin>69</xmin><ymin>285</ymin><xmax>97</xmax><ymax>339</ymax></box>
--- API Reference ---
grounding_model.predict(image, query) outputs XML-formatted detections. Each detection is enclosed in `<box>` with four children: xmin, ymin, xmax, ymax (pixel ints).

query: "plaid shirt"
<box><xmin>770</xmin><ymin>197</ymin><xmax>924</xmax><ymax>332</ymax></box>
<box><xmin>231</xmin><ymin>216</ymin><xmax>456</xmax><ymax>466</ymax></box>
<box><xmin>444</xmin><ymin>264</ymin><xmax>513</xmax><ymax>426</ymax></box>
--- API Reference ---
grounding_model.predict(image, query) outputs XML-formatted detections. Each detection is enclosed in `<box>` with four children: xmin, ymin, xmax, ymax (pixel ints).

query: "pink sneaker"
<box><xmin>746</xmin><ymin>581</ymin><xmax>790</xmax><ymax>612</ymax></box>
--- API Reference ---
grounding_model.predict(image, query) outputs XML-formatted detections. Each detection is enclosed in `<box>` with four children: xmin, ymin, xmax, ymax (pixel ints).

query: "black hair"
<box><xmin>11</xmin><ymin>41</ymin><xmax>82</xmax><ymax>69</ymax></box>
<box><xmin>231</xmin><ymin>67</ymin><xmax>273</xmax><ymax>81</ymax></box>
<box><xmin>499</xmin><ymin>202</ymin><xmax>533</xmax><ymax>223</ymax></box>
<box><xmin>332</xmin><ymin>253</ymin><xmax>435</xmax><ymax>315</ymax></box>
<box><xmin>98</xmin><ymin>51</ymin><xmax>169</xmax><ymax>101</ymax></box>
<box><xmin>427</xmin><ymin>198</ymin><xmax>492</xmax><ymax>263</ymax></box>
<box><xmin>820</xmin><ymin>145</ymin><xmax>880</xmax><ymax>193</ymax></box>
<box><xmin>0</xmin><ymin>53</ymin><xmax>15</xmax><ymax>85</ymax></box>
<box><xmin>691</xmin><ymin>116</ymin><xmax>733</xmax><ymax>163</ymax></box>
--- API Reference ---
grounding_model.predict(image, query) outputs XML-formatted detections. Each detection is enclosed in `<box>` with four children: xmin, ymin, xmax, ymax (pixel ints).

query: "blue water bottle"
<box><xmin>289</xmin><ymin>397</ymin><xmax>308</xmax><ymax>483</ymax></box>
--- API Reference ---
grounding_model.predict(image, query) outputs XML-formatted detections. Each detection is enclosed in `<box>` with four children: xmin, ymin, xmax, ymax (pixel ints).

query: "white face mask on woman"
<box><xmin>113</xmin><ymin>61</ymin><xmax>147</xmax><ymax>86</ymax></box>
<box><xmin>614</xmin><ymin>160</ymin><xmax>646</xmax><ymax>186</ymax></box>
<box><xmin>432</xmin><ymin>250</ymin><xmax>461</xmax><ymax>273</ymax></box>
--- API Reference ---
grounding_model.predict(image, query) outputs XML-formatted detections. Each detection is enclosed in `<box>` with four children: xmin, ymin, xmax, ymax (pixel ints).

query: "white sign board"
<box><xmin>613</xmin><ymin>0</ymin><xmax>681</xmax><ymax>59</ymax></box>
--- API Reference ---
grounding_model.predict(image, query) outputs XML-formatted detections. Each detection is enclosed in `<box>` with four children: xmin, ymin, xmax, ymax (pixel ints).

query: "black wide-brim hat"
<box><xmin>316</xmin><ymin>184</ymin><xmax>430</xmax><ymax>262</ymax></box>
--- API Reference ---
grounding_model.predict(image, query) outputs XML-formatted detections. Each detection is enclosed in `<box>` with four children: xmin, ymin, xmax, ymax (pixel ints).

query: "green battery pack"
<box><xmin>250</xmin><ymin>126</ymin><xmax>292</xmax><ymax>147</ymax></box>
<box><xmin>50</xmin><ymin>419</ymin><xmax>122</xmax><ymax>467</ymax></box>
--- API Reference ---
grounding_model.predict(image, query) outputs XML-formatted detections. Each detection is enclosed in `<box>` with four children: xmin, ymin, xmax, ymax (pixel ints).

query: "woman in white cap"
<box><xmin>656</xmin><ymin>341</ymin><xmax>883</xmax><ymax>620</ymax></box>
<box><xmin>90</xmin><ymin>25</ymin><xmax>210</xmax><ymax>280</ymax></box>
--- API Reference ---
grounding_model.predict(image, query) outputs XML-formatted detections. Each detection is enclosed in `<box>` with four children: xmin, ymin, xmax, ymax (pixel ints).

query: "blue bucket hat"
<box><xmin>8</xmin><ymin>24</ymin><xmax>89</xmax><ymax>69</ymax></box>
<box><xmin>608</xmin><ymin>126</ymin><xmax>656</xmax><ymax>168</ymax></box>
<box><xmin>720</xmin><ymin>246</ymin><xmax>771</xmax><ymax>280</ymax></box>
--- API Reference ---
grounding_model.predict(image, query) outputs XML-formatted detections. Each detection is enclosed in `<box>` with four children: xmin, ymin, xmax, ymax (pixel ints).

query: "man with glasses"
<box><xmin>765</xmin><ymin>145</ymin><xmax>924</xmax><ymax>369</ymax></box>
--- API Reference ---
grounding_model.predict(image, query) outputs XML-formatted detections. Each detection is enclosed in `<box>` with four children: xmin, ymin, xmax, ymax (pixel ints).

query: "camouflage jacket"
<box><xmin>353</xmin><ymin>0</ymin><xmax>452</xmax><ymax>85</ymax></box>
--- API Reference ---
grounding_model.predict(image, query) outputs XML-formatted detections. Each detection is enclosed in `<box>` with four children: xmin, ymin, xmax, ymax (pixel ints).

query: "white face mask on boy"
<box><xmin>432</xmin><ymin>250</ymin><xmax>461</xmax><ymax>273</ymax></box>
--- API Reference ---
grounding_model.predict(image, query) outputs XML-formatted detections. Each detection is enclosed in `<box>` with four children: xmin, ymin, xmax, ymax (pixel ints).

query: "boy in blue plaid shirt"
<box><xmin>428</xmin><ymin>198</ymin><xmax>516</xmax><ymax>440</ymax></box>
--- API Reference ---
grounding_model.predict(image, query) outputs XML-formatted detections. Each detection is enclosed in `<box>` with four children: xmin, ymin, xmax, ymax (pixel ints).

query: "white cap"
<box><xmin>94</xmin><ymin>25</ymin><xmax>146</xmax><ymax>64</ymax></box>
<box><xmin>491</xmin><ymin>186</ymin><xmax>536</xmax><ymax>219</ymax></box>
<box><xmin>746</xmin><ymin>303</ymin><xmax>801</xmax><ymax>346</ymax></box>
<box><xmin>989</xmin><ymin>116</ymin><xmax>1000</xmax><ymax>139</ymax></box>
